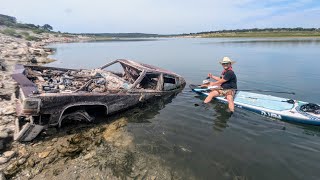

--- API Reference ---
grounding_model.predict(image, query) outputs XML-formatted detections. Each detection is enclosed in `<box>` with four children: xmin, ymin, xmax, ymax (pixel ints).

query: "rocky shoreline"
<box><xmin>0</xmin><ymin>32</ymin><xmax>190</xmax><ymax>179</ymax></box>
<box><xmin>0</xmin><ymin>31</ymin><xmax>95</xmax><ymax>179</ymax></box>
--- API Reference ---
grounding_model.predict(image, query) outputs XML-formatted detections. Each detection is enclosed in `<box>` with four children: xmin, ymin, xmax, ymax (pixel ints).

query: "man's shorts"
<box><xmin>217</xmin><ymin>89</ymin><xmax>235</xmax><ymax>97</ymax></box>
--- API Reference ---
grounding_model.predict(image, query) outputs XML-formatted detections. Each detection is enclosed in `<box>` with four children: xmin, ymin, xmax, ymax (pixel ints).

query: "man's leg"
<box><xmin>200</xmin><ymin>82</ymin><xmax>217</xmax><ymax>88</ymax></box>
<box><xmin>226</xmin><ymin>94</ymin><xmax>234</xmax><ymax>112</ymax></box>
<box><xmin>204</xmin><ymin>90</ymin><xmax>219</xmax><ymax>103</ymax></box>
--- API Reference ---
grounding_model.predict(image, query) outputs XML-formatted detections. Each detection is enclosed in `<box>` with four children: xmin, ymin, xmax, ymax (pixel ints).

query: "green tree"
<box><xmin>0</xmin><ymin>14</ymin><xmax>16</xmax><ymax>26</ymax></box>
<box><xmin>41</xmin><ymin>24</ymin><xmax>53</xmax><ymax>31</ymax></box>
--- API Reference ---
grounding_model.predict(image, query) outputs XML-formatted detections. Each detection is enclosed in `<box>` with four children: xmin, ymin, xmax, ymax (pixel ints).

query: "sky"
<box><xmin>1</xmin><ymin>0</ymin><xmax>320</xmax><ymax>34</ymax></box>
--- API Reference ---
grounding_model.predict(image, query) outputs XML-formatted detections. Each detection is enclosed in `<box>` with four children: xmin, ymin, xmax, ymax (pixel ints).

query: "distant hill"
<box><xmin>0</xmin><ymin>14</ymin><xmax>53</xmax><ymax>32</ymax></box>
<box><xmin>81</xmin><ymin>33</ymin><xmax>161</xmax><ymax>38</ymax></box>
<box><xmin>2</xmin><ymin>13</ymin><xmax>320</xmax><ymax>38</ymax></box>
<box><xmin>177</xmin><ymin>28</ymin><xmax>320</xmax><ymax>37</ymax></box>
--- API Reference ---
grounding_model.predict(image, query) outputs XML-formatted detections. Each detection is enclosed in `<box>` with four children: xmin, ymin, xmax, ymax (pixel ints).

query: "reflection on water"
<box><xmin>193</xmin><ymin>94</ymin><xmax>232</xmax><ymax>132</ymax></box>
<box><xmin>49</xmin><ymin>38</ymin><xmax>320</xmax><ymax>180</ymax></box>
<box><xmin>125</xmin><ymin>92</ymin><xmax>181</xmax><ymax>123</ymax></box>
<box><xmin>212</xmin><ymin>103</ymin><xmax>232</xmax><ymax>131</ymax></box>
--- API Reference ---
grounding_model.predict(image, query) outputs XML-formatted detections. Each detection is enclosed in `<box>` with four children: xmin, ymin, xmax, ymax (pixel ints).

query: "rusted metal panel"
<box><xmin>12</xmin><ymin>59</ymin><xmax>186</xmax><ymax>141</ymax></box>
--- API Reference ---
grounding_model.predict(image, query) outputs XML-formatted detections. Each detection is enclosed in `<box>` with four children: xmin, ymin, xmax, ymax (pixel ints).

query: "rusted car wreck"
<box><xmin>12</xmin><ymin>59</ymin><xmax>186</xmax><ymax>141</ymax></box>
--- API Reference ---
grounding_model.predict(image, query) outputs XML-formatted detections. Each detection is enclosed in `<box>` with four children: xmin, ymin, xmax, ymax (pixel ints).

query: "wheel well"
<box><xmin>59</xmin><ymin>105</ymin><xmax>108</xmax><ymax>126</ymax></box>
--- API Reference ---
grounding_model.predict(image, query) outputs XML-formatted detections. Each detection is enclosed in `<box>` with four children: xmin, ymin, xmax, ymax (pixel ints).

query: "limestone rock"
<box><xmin>3</xmin><ymin>106</ymin><xmax>15</xmax><ymax>115</ymax></box>
<box><xmin>0</xmin><ymin>132</ymin><xmax>8</xmax><ymax>139</ymax></box>
<box><xmin>18</xmin><ymin>147</ymin><xmax>29</xmax><ymax>157</ymax></box>
<box><xmin>38</xmin><ymin>151</ymin><xmax>51</xmax><ymax>158</ymax></box>
<box><xmin>3</xmin><ymin>151</ymin><xmax>16</xmax><ymax>159</ymax></box>
<box><xmin>18</xmin><ymin>157</ymin><xmax>26</xmax><ymax>165</ymax></box>
<box><xmin>0</xmin><ymin>157</ymin><xmax>8</xmax><ymax>165</ymax></box>
<box><xmin>35</xmin><ymin>57</ymin><xmax>55</xmax><ymax>63</ymax></box>
<box><xmin>83</xmin><ymin>151</ymin><xmax>96</xmax><ymax>160</ymax></box>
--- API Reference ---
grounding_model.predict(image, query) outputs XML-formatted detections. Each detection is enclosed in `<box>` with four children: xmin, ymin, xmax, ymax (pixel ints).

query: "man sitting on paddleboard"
<box><xmin>202</xmin><ymin>57</ymin><xmax>237</xmax><ymax>113</ymax></box>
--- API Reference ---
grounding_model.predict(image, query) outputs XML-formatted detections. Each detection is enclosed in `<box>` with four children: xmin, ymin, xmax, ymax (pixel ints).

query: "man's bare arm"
<box><xmin>208</xmin><ymin>73</ymin><xmax>221</xmax><ymax>81</ymax></box>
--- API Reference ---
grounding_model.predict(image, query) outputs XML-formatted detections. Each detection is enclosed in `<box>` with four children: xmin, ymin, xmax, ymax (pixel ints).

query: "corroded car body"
<box><xmin>12</xmin><ymin>59</ymin><xmax>185</xmax><ymax>141</ymax></box>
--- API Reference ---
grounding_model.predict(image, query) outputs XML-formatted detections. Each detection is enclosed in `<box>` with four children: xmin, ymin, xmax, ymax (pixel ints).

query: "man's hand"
<box><xmin>208</xmin><ymin>73</ymin><xmax>213</xmax><ymax>79</ymax></box>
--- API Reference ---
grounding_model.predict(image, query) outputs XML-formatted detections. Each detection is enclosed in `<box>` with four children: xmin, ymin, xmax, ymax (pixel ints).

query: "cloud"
<box><xmin>0</xmin><ymin>0</ymin><xmax>319</xmax><ymax>33</ymax></box>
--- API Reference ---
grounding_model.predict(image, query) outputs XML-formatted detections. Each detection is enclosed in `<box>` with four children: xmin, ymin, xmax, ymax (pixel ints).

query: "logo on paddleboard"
<box><xmin>261</xmin><ymin>111</ymin><xmax>282</xmax><ymax>119</ymax></box>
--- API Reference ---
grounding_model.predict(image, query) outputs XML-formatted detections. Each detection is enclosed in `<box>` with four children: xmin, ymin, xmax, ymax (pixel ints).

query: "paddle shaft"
<box><xmin>234</xmin><ymin>89</ymin><xmax>295</xmax><ymax>95</ymax></box>
<box><xmin>201</xmin><ymin>77</ymin><xmax>295</xmax><ymax>95</ymax></box>
<box><xmin>200</xmin><ymin>86</ymin><xmax>296</xmax><ymax>95</ymax></box>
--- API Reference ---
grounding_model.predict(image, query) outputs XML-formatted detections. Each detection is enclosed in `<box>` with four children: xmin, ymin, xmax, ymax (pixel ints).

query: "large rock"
<box><xmin>0</xmin><ymin>157</ymin><xmax>8</xmax><ymax>165</ymax></box>
<box><xmin>3</xmin><ymin>105</ymin><xmax>15</xmax><ymax>115</ymax></box>
<box><xmin>34</xmin><ymin>57</ymin><xmax>55</xmax><ymax>63</ymax></box>
<box><xmin>38</xmin><ymin>151</ymin><xmax>51</xmax><ymax>158</ymax></box>
<box><xmin>29</xmin><ymin>48</ymin><xmax>47</xmax><ymax>56</ymax></box>
<box><xmin>0</xmin><ymin>131</ymin><xmax>9</xmax><ymax>139</ymax></box>
<box><xmin>15</xmin><ymin>47</ymin><xmax>29</xmax><ymax>56</ymax></box>
<box><xmin>3</xmin><ymin>151</ymin><xmax>16</xmax><ymax>159</ymax></box>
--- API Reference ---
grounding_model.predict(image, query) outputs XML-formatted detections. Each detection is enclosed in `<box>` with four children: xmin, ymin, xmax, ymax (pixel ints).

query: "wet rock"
<box><xmin>103</xmin><ymin>118</ymin><xmax>133</xmax><ymax>148</ymax></box>
<box><xmin>103</xmin><ymin>117</ymin><xmax>128</xmax><ymax>138</ymax></box>
<box><xmin>3</xmin><ymin>151</ymin><xmax>16</xmax><ymax>159</ymax></box>
<box><xmin>57</xmin><ymin>135</ymin><xmax>87</xmax><ymax>157</ymax></box>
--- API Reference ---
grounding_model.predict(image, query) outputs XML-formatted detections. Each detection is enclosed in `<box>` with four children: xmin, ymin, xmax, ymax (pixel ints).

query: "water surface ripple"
<box><xmin>49</xmin><ymin>38</ymin><xmax>320</xmax><ymax>180</ymax></box>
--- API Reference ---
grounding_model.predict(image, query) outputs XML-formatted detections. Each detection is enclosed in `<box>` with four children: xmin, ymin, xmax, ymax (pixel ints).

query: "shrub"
<box><xmin>25</xmin><ymin>35</ymin><xmax>40</xmax><ymax>41</ymax></box>
<box><xmin>1</xmin><ymin>28</ymin><xmax>22</xmax><ymax>38</ymax></box>
<box><xmin>20</xmin><ymin>31</ymin><xmax>30</xmax><ymax>37</ymax></box>
<box><xmin>2</xmin><ymin>28</ymin><xmax>17</xmax><ymax>36</ymax></box>
<box><xmin>32</xmin><ymin>29</ymin><xmax>45</xmax><ymax>34</ymax></box>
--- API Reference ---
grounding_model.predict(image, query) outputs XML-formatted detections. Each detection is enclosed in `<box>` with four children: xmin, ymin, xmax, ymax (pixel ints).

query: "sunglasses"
<box><xmin>222</xmin><ymin>63</ymin><xmax>230</xmax><ymax>65</ymax></box>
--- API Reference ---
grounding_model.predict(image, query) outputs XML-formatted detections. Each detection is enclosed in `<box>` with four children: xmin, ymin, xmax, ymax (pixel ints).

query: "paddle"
<box><xmin>200</xmin><ymin>75</ymin><xmax>296</xmax><ymax>95</ymax></box>
<box><xmin>234</xmin><ymin>89</ymin><xmax>295</xmax><ymax>95</ymax></box>
<box><xmin>190</xmin><ymin>84</ymin><xmax>296</xmax><ymax>95</ymax></box>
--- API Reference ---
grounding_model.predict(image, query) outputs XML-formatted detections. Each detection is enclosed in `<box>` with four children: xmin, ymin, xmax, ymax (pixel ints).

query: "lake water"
<box><xmin>49</xmin><ymin>38</ymin><xmax>320</xmax><ymax>180</ymax></box>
